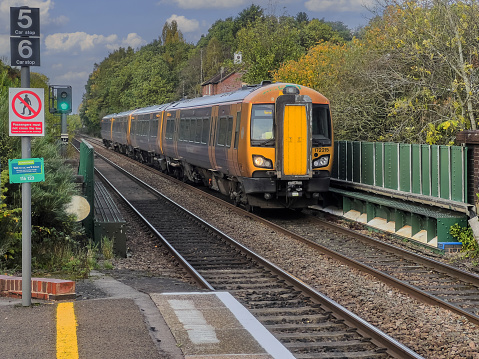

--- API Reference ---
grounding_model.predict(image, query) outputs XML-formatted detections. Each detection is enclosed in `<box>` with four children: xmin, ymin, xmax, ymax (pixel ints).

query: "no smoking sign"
<box><xmin>9</xmin><ymin>88</ymin><xmax>44</xmax><ymax>136</ymax></box>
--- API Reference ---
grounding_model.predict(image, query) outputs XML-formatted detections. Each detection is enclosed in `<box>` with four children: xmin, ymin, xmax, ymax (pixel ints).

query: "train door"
<box><xmin>173</xmin><ymin>110</ymin><xmax>180</xmax><ymax>158</ymax></box>
<box><xmin>156</xmin><ymin>112</ymin><xmax>164</xmax><ymax>154</ymax></box>
<box><xmin>109</xmin><ymin>117</ymin><xmax>114</xmax><ymax>142</ymax></box>
<box><xmin>230</xmin><ymin>104</ymin><xmax>242</xmax><ymax>176</ymax></box>
<box><xmin>214</xmin><ymin>106</ymin><xmax>232</xmax><ymax>173</ymax></box>
<box><xmin>276</xmin><ymin>94</ymin><xmax>312</xmax><ymax>179</ymax></box>
<box><xmin>208</xmin><ymin>106</ymin><xmax>219</xmax><ymax>170</ymax></box>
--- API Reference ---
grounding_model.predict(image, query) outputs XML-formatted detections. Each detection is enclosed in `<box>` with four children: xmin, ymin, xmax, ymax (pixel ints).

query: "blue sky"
<box><xmin>0</xmin><ymin>0</ymin><xmax>375</xmax><ymax>113</ymax></box>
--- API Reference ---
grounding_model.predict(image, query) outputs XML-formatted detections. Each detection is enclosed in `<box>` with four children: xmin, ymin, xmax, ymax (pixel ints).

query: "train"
<box><xmin>101</xmin><ymin>82</ymin><xmax>333</xmax><ymax>210</ymax></box>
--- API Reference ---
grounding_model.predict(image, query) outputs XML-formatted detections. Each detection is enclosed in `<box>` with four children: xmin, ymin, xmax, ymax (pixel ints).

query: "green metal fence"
<box><xmin>332</xmin><ymin>141</ymin><xmax>467</xmax><ymax>204</ymax></box>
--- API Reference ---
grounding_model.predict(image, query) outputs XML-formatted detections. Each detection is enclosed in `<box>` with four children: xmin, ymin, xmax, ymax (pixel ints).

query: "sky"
<box><xmin>0</xmin><ymin>0</ymin><xmax>375</xmax><ymax>114</ymax></box>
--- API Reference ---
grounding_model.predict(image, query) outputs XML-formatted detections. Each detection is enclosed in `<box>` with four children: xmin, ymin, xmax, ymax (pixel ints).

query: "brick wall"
<box><xmin>0</xmin><ymin>275</ymin><xmax>75</xmax><ymax>300</ymax></box>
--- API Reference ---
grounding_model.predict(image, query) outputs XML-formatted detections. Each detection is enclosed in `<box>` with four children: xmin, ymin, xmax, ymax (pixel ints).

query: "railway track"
<box><xmin>80</xmin><ymin>139</ymin><xmax>421</xmax><ymax>359</ymax></box>
<box><xmin>81</xmin><ymin>137</ymin><xmax>479</xmax><ymax>327</ymax></box>
<box><xmin>262</xmin><ymin>211</ymin><xmax>479</xmax><ymax>326</ymax></box>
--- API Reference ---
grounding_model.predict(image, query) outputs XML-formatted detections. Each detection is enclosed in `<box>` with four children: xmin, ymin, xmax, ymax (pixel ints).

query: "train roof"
<box><xmin>102</xmin><ymin>82</ymin><xmax>324</xmax><ymax>119</ymax></box>
<box><xmin>165</xmin><ymin>84</ymin><xmax>261</xmax><ymax>111</ymax></box>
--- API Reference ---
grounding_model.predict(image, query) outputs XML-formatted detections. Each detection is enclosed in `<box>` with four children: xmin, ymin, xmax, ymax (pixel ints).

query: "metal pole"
<box><xmin>61</xmin><ymin>113</ymin><xmax>67</xmax><ymax>157</ymax></box>
<box><xmin>21</xmin><ymin>66</ymin><xmax>31</xmax><ymax>307</ymax></box>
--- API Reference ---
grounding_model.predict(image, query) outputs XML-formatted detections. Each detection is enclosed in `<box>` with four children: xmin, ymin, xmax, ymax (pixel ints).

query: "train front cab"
<box><xmin>239</xmin><ymin>85</ymin><xmax>333</xmax><ymax>209</ymax></box>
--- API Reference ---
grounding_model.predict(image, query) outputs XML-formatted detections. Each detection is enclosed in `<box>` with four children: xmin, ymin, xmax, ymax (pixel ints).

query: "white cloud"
<box><xmin>117</xmin><ymin>33</ymin><xmax>146</xmax><ymax>49</ymax></box>
<box><xmin>167</xmin><ymin>14</ymin><xmax>200</xmax><ymax>33</ymax></box>
<box><xmin>164</xmin><ymin>0</ymin><xmax>247</xmax><ymax>9</ymax></box>
<box><xmin>56</xmin><ymin>70</ymin><xmax>89</xmax><ymax>82</ymax></box>
<box><xmin>44</xmin><ymin>32</ymin><xmax>146</xmax><ymax>53</ymax></box>
<box><xmin>0</xmin><ymin>0</ymin><xmax>68</xmax><ymax>31</ymax></box>
<box><xmin>305</xmin><ymin>0</ymin><xmax>374</xmax><ymax>12</ymax></box>
<box><xmin>44</xmin><ymin>32</ymin><xmax>118</xmax><ymax>52</ymax></box>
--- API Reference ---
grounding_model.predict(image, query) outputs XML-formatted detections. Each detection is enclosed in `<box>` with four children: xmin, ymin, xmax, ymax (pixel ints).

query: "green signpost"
<box><xmin>8</xmin><ymin>158</ymin><xmax>45</xmax><ymax>183</ymax></box>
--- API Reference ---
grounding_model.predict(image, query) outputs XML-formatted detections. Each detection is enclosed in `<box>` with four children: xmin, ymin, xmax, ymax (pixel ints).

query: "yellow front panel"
<box><xmin>283</xmin><ymin>105</ymin><xmax>307</xmax><ymax>175</ymax></box>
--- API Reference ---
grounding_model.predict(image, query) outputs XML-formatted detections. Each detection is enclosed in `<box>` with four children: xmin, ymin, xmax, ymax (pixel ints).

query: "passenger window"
<box><xmin>225</xmin><ymin>117</ymin><xmax>233</xmax><ymax>148</ymax></box>
<box><xmin>234</xmin><ymin>111</ymin><xmax>241</xmax><ymax>149</ymax></box>
<box><xmin>189</xmin><ymin>119</ymin><xmax>196</xmax><ymax>142</ymax></box>
<box><xmin>202</xmin><ymin>118</ymin><xmax>209</xmax><ymax>144</ymax></box>
<box><xmin>151</xmin><ymin>119</ymin><xmax>158</xmax><ymax>138</ymax></box>
<box><xmin>166</xmin><ymin>118</ymin><xmax>174</xmax><ymax>139</ymax></box>
<box><xmin>195</xmin><ymin>119</ymin><xmax>202</xmax><ymax>143</ymax></box>
<box><xmin>217</xmin><ymin>117</ymin><xmax>227</xmax><ymax>146</ymax></box>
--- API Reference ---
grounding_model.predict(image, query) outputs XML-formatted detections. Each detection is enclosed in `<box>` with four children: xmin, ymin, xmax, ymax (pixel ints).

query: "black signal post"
<box><xmin>49</xmin><ymin>85</ymin><xmax>72</xmax><ymax>155</ymax></box>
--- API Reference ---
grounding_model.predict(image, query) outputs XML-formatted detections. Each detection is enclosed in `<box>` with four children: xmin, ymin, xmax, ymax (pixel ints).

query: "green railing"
<box><xmin>332</xmin><ymin>141</ymin><xmax>467</xmax><ymax>204</ymax></box>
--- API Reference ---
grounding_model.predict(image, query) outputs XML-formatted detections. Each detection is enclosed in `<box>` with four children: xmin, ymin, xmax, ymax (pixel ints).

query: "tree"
<box><xmin>235</xmin><ymin>4</ymin><xmax>264</xmax><ymax>29</ymax></box>
<box><xmin>374</xmin><ymin>0</ymin><xmax>479</xmax><ymax>139</ymax></box>
<box><xmin>236</xmin><ymin>16</ymin><xmax>304</xmax><ymax>84</ymax></box>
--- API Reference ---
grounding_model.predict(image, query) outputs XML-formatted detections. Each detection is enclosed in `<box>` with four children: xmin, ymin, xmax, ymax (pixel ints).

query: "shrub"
<box><xmin>450</xmin><ymin>223</ymin><xmax>479</xmax><ymax>257</ymax></box>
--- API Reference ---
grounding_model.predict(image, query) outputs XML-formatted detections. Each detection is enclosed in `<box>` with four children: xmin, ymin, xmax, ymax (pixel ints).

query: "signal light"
<box><xmin>57</xmin><ymin>87</ymin><xmax>72</xmax><ymax>114</ymax></box>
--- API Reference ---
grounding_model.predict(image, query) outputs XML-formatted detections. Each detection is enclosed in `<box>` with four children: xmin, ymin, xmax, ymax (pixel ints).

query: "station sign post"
<box><xmin>9</xmin><ymin>6</ymin><xmax>41</xmax><ymax>307</ymax></box>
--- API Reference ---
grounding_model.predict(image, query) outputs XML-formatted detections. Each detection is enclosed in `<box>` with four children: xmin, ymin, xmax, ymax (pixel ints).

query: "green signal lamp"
<box><xmin>57</xmin><ymin>88</ymin><xmax>72</xmax><ymax>114</ymax></box>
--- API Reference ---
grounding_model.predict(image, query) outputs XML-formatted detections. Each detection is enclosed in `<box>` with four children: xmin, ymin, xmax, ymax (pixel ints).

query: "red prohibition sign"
<box><xmin>11</xmin><ymin>90</ymin><xmax>42</xmax><ymax>120</ymax></box>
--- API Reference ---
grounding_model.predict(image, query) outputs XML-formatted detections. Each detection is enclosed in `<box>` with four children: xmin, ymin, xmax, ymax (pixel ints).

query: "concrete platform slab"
<box><xmin>151</xmin><ymin>292</ymin><xmax>294</xmax><ymax>359</ymax></box>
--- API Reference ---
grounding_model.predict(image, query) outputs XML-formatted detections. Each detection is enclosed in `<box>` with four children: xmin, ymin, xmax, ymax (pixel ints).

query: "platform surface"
<box><xmin>0</xmin><ymin>271</ymin><xmax>294</xmax><ymax>359</ymax></box>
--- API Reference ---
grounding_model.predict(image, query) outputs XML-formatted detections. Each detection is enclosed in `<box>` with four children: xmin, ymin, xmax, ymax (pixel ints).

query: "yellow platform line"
<box><xmin>56</xmin><ymin>302</ymin><xmax>79</xmax><ymax>359</ymax></box>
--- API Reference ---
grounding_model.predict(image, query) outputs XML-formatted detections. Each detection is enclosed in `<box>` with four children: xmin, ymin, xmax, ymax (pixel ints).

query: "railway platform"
<box><xmin>0</xmin><ymin>270</ymin><xmax>294</xmax><ymax>359</ymax></box>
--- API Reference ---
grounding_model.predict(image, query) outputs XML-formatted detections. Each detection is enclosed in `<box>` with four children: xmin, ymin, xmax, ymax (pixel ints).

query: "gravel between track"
<box><xmin>94</xmin><ymin>145</ymin><xmax>479</xmax><ymax>359</ymax></box>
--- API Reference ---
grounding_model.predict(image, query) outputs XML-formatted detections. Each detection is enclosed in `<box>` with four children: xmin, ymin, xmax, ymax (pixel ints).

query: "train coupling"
<box><xmin>287</xmin><ymin>181</ymin><xmax>303</xmax><ymax>197</ymax></box>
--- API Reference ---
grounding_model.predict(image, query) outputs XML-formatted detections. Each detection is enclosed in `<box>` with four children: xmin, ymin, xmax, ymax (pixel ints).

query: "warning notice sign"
<box><xmin>9</xmin><ymin>88</ymin><xmax>45</xmax><ymax>136</ymax></box>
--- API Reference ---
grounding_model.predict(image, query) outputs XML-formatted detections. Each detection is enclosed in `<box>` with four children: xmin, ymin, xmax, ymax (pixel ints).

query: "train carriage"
<box><xmin>101</xmin><ymin>82</ymin><xmax>333</xmax><ymax>210</ymax></box>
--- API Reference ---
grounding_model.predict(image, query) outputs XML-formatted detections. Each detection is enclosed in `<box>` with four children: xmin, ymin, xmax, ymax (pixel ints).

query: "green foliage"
<box><xmin>450</xmin><ymin>223</ymin><xmax>478</xmax><ymax>256</ymax></box>
<box><xmin>101</xmin><ymin>236</ymin><xmax>114</xmax><ymax>260</ymax></box>
<box><xmin>237</xmin><ymin>16</ymin><xmax>304</xmax><ymax>83</ymax></box>
<box><xmin>0</xmin><ymin>171</ymin><xmax>22</xmax><ymax>266</ymax></box>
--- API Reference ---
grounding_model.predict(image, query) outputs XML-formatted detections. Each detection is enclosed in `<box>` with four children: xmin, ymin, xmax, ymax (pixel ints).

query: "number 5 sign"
<box><xmin>10</xmin><ymin>7</ymin><xmax>40</xmax><ymax>67</ymax></box>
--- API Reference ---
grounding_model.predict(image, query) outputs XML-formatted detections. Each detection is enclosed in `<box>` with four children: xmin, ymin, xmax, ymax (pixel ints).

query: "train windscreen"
<box><xmin>312</xmin><ymin>104</ymin><xmax>332</xmax><ymax>146</ymax></box>
<box><xmin>251</xmin><ymin>104</ymin><xmax>274</xmax><ymax>146</ymax></box>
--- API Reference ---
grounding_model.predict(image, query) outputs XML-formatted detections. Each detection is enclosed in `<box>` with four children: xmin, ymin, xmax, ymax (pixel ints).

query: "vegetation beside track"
<box><xmin>0</xmin><ymin>62</ymin><xmax>100</xmax><ymax>278</ymax></box>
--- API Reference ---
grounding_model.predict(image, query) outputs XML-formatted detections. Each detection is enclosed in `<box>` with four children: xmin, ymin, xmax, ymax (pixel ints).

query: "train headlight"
<box><xmin>313</xmin><ymin>155</ymin><xmax>330</xmax><ymax>168</ymax></box>
<box><xmin>253</xmin><ymin>155</ymin><xmax>273</xmax><ymax>169</ymax></box>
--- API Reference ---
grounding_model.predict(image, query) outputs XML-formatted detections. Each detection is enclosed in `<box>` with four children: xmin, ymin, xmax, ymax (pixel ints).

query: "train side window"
<box><xmin>225</xmin><ymin>116</ymin><xmax>233</xmax><ymax>148</ymax></box>
<box><xmin>234</xmin><ymin>111</ymin><xmax>241</xmax><ymax>149</ymax></box>
<box><xmin>166</xmin><ymin>118</ymin><xmax>174</xmax><ymax>139</ymax></box>
<box><xmin>189</xmin><ymin>119</ymin><xmax>196</xmax><ymax>142</ymax></box>
<box><xmin>195</xmin><ymin>118</ymin><xmax>202</xmax><ymax>143</ymax></box>
<box><xmin>312</xmin><ymin>104</ymin><xmax>332</xmax><ymax>146</ymax></box>
<box><xmin>185</xmin><ymin>119</ymin><xmax>191</xmax><ymax>142</ymax></box>
<box><xmin>217</xmin><ymin>117</ymin><xmax>227</xmax><ymax>146</ymax></box>
<box><xmin>179</xmin><ymin>119</ymin><xmax>185</xmax><ymax>141</ymax></box>
<box><xmin>150</xmin><ymin>119</ymin><xmax>158</xmax><ymax>138</ymax></box>
<box><xmin>201</xmin><ymin>118</ymin><xmax>209</xmax><ymax>144</ymax></box>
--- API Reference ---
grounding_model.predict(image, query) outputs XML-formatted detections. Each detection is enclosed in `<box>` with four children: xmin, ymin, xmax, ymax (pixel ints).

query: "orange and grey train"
<box><xmin>101</xmin><ymin>82</ymin><xmax>333</xmax><ymax>210</ymax></box>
